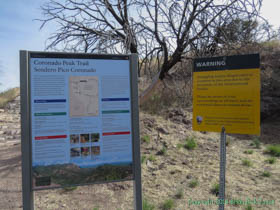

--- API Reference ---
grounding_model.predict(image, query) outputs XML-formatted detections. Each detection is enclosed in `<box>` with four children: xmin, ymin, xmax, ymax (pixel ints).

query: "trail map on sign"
<box><xmin>69</xmin><ymin>76</ymin><xmax>99</xmax><ymax>117</ymax></box>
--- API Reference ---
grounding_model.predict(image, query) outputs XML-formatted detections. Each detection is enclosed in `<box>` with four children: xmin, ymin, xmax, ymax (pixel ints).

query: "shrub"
<box><xmin>184</xmin><ymin>137</ymin><xmax>197</xmax><ymax>150</ymax></box>
<box><xmin>242</xmin><ymin>159</ymin><xmax>252</xmax><ymax>167</ymax></box>
<box><xmin>141</xmin><ymin>155</ymin><xmax>147</xmax><ymax>164</ymax></box>
<box><xmin>141</xmin><ymin>135</ymin><xmax>150</xmax><ymax>144</ymax></box>
<box><xmin>245</xmin><ymin>204</ymin><xmax>253</xmax><ymax>210</ymax></box>
<box><xmin>158</xmin><ymin>146</ymin><xmax>167</xmax><ymax>155</ymax></box>
<box><xmin>251</xmin><ymin>137</ymin><xmax>261</xmax><ymax>149</ymax></box>
<box><xmin>0</xmin><ymin>87</ymin><xmax>19</xmax><ymax>108</ymax></box>
<box><xmin>143</xmin><ymin>199</ymin><xmax>155</xmax><ymax>210</ymax></box>
<box><xmin>211</xmin><ymin>183</ymin><xmax>219</xmax><ymax>196</ymax></box>
<box><xmin>175</xmin><ymin>188</ymin><xmax>184</xmax><ymax>199</ymax></box>
<box><xmin>262</xmin><ymin>171</ymin><xmax>271</xmax><ymax>177</ymax></box>
<box><xmin>244</xmin><ymin>150</ymin><xmax>254</xmax><ymax>154</ymax></box>
<box><xmin>162</xmin><ymin>199</ymin><xmax>175</xmax><ymax>210</ymax></box>
<box><xmin>148</xmin><ymin>155</ymin><xmax>156</xmax><ymax>162</ymax></box>
<box><xmin>265</xmin><ymin>145</ymin><xmax>280</xmax><ymax>157</ymax></box>
<box><xmin>189</xmin><ymin>179</ymin><xmax>199</xmax><ymax>188</ymax></box>
<box><xmin>265</xmin><ymin>157</ymin><xmax>276</xmax><ymax>164</ymax></box>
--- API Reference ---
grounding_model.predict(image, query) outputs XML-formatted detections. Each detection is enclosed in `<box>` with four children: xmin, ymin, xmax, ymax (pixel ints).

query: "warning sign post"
<box><xmin>193</xmin><ymin>54</ymin><xmax>260</xmax><ymax>210</ymax></box>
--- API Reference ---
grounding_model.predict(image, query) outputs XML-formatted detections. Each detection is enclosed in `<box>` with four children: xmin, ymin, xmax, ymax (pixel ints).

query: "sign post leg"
<box><xmin>20</xmin><ymin>50</ymin><xmax>34</xmax><ymax>210</ymax></box>
<box><xmin>219</xmin><ymin>127</ymin><xmax>226</xmax><ymax>210</ymax></box>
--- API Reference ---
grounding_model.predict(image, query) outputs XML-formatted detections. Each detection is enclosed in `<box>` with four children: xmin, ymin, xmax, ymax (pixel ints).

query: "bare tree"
<box><xmin>39</xmin><ymin>0</ymin><xmax>268</xmax><ymax>102</ymax></box>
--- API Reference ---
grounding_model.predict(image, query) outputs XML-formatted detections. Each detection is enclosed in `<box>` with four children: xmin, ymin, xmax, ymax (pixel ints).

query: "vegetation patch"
<box><xmin>265</xmin><ymin>157</ymin><xmax>276</xmax><ymax>164</ymax></box>
<box><xmin>245</xmin><ymin>204</ymin><xmax>253</xmax><ymax>210</ymax></box>
<box><xmin>61</xmin><ymin>186</ymin><xmax>78</xmax><ymax>192</ymax></box>
<box><xmin>162</xmin><ymin>199</ymin><xmax>175</xmax><ymax>210</ymax></box>
<box><xmin>265</xmin><ymin>145</ymin><xmax>280</xmax><ymax>157</ymax></box>
<box><xmin>0</xmin><ymin>88</ymin><xmax>19</xmax><ymax>108</ymax></box>
<box><xmin>242</xmin><ymin>159</ymin><xmax>252</xmax><ymax>167</ymax></box>
<box><xmin>244</xmin><ymin>150</ymin><xmax>254</xmax><ymax>154</ymax></box>
<box><xmin>184</xmin><ymin>137</ymin><xmax>197</xmax><ymax>150</ymax></box>
<box><xmin>141</xmin><ymin>155</ymin><xmax>147</xmax><ymax>164</ymax></box>
<box><xmin>175</xmin><ymin>188</ymin><xmax>184</xmax><ymax>199</ymax></box>
<box><xmin>148</xmin><ymin>155</ymin><xmax>156</xmax><ymax>162</ymax></box>
<box><xmin>210</xmin><ymin>183</ymin><xmax>219</xmax><ymax>196</ymax></box>
<box><xmin>250</xmin><ymin>137</ymin><xmax>261</xmax><ymax>149</ymax></box>
<box><xmin>141</xmin><ymin>135</ymin><xmax>151</xmax><ymax>144</ymax></box>
<box><xmin>176</xmin><ymin>143</ymin><xmax>184</xmax><ymax>149</ymax></box>
<box><xmin>143</xmin><ymin>198</ymin><xmax>155</xmax><ymax>210</ymax></box>
<box><xmin>157</xmin><ymin>146</ymin><xmax>167</xmax><ymax>155</ymax></box>
<box><xmin>189</xmin><ymin>179</ymin><xmax>199</xmax><ymax>188</ymax></box>
<box><xmin>262</xmin><ymin>171</ymin><xmax>271</xmax><ymax>177</ymax></box>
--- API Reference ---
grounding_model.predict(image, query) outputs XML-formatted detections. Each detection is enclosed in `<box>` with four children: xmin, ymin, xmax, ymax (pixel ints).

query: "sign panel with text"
<box><xmin>192</xmin><ymin>54</ymin><xmax>260</xmax><ymax>135</ymax></box>
<box><xmin>29</xmin><ymin>52</ymin><xmax>134</xmax><ymax>190</ymax></box>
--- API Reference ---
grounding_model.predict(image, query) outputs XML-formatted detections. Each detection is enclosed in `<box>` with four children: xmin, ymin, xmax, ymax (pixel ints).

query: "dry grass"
<box><xmin>0</xmin><ymin>88</ymin><xmax>20</xmax><ymax>108</ymax></box>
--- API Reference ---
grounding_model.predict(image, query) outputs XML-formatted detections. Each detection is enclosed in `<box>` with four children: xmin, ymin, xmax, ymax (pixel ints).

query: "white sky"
<box><xmin>0</xmin><ymin>0</ymin><xmax>279</xmax><ymax>92</ymax></box>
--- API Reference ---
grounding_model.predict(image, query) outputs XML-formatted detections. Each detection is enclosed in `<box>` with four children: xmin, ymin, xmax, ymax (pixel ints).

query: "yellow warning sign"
<box><xmin>192</xmin><ymin>54</ymin><xmax>260</xmax><ymax>135</ymax></box>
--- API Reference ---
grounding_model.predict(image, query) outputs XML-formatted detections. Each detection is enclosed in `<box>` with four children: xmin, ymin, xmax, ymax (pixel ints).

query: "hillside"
<box><xmin>0</xmin><ymin>94</ymin><xmax>279</xmax><ymax>209</ymax></box>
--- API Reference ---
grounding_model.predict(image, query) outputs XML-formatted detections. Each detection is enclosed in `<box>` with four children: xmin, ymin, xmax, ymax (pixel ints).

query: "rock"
<box><xmin>142</xmin><ymin>118</ymin><xmax>156</xmax><ymax>128</ymax></box>
<box><xmin>182</xmin><ymin>119</ymin><xmax>191</xmax><ymax>125</ymax></box>
<box><xmin>186</xmin><ymin>174</ymin><xmax>192</xmax><ymax>179</ymax></box>
<box><xmin>156</xmin><ymin>126</ymin><xmax>169</xmax><ymax>135</ymax></box>
<box><xmin>146</xmin><ymin>160</ymin><xmax>153</xmax><ymax>168</ymax></box>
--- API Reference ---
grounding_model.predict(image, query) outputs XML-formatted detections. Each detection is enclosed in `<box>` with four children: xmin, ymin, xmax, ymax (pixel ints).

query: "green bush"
<box><xmin>242</xmin><ymin>159</ymin><xmax>252</xmax><ymax>167</ymax></box>
<box><xmin>244</xmin><ymin>150</ymin><xmax>254</xmax><ymax>154</ymax></box>
<box><xmin>143</xmin><ymin>199</ymin><xmax>155</xmax><ymax>210</ymax></box>
<box><xmin>141</xmin><ymin>155</ymin><xmax>147</xmax><ymax>164</ymax></box>
<box><xmin>141</xmin><ymin>135</ymin><xmax>151</xmax><ymax>144</ymax></box>
<box><xmin>184</xmin><ymin>137</ymin><xmax>197</xmax><ymax>150</ymax></box>
<box><xmin>189</xmin><ymin>179</ymin><xmax>199</xmax><ymax>188</ymax></box>
<box><xmin>162</xmin><ymin>199</ymin><xmax>175</xmax><ymax>210</ymax></box>
<box><xmin>250</xmin><ymin>137</ymin><xmax>261</xmax><ymax>149</ymax></box>
<box><xmin>148</xmin><ymin>155</ymin><xmax>156</xmax><ymax>162</ymax></box>
<box><xmin>211</xmin><ymin>183</ymin><xmax>219</xmax><ymax>195</ymax></box>
<box><xmin>158</xmin><ymin>146</ymin><xmax>167</xmax><ymax>155</ymax></box>
<box><xmin>265</xmin><ymin>157</ymin><xmax>276</xmax><ymax>164</ymax></box>
<box><xmin>262</xmin><ymin>171</ymin><xmax>271</xmax><ymax>177</ymax></box>
<box><xmin>265</xmin><ymin>145</ymin><xmax>280</xmax><ymax>157</ymax></box>
<box><xmin>245</xmin><ymin>204</ymin><xmax>253</xmax><ymax>210</ymax></box>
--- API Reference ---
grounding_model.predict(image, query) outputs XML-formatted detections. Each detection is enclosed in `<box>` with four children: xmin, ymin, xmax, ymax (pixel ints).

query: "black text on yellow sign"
<box><xmin>192</xmin><ymin>54</ymin><xmax>260</xmax><ymax>135</ymax></box>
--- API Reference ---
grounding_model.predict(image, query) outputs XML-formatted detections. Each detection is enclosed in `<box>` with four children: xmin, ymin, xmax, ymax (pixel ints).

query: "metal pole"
<box><xmin>219</xmin><ymin>127</ymin><xmax>226</xmax><ymax>210</ymax></box>
<box><xmin>130</xmin><ymin>54</ymin><xmax>142</xmax><ymax>210</ymax></box>
<box><xmin>20</xmin><ymin>50</ymin><xmax>34</xmax><ymax>210</ymax></box>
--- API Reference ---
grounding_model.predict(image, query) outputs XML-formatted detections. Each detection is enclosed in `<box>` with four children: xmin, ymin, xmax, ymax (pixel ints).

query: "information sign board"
<box><xmin>193</xmin><ymin>54</ymin><xmax>260</xmax><ymax>135</ymax></box>
<box><xmin>27</xmin><ymin>52</ymin><xmax>135</xmax><ymax>189</ymax></box>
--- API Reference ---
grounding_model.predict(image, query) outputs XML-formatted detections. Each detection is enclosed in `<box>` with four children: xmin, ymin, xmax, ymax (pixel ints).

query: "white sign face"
<box><xmin>29</xmin><ymin>54</ymin><xmax>133</xmax><ymax>189</ymax></box>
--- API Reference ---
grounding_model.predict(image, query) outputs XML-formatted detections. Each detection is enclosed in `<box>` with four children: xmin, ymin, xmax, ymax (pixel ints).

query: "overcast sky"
<box><xmin>0</xmin><ymin>0</ymin><xmax>279</xmax><ymax>92</ymax></box>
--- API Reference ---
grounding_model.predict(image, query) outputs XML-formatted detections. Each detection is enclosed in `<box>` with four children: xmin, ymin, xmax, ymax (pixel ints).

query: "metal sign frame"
<box><xmin>20</xmin><ymin>51</ymin><xmax>142</xmax><ymax>210</ymax></box>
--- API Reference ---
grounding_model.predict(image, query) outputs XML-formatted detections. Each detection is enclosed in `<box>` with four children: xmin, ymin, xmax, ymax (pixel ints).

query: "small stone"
<box><xmin>182</xmin><ymin>119</ymin><xmax>191</xmax><ymax>125</ymax></box>
<box><xmin>157</xmin><ymin>127</ymin><xmax>169</xmax><ymax>135</ymax></box>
